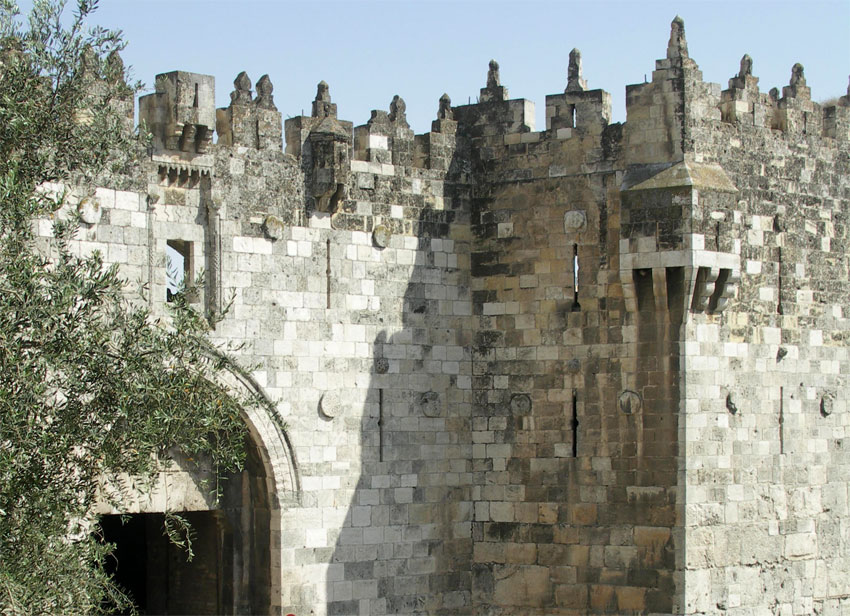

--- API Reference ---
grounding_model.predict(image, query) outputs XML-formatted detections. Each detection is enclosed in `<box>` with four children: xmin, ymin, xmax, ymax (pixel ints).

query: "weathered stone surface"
<box><xmin>48</xmin><ymin>16</ymin><xmax>850</xmax><ymax>616</ymax></box>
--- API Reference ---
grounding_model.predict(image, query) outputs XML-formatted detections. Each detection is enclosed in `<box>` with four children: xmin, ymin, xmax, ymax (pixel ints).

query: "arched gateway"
<box><xmin>95</xmin><ymin>362</ymin><xmax>299</xmax><ymax>615</ymax></box>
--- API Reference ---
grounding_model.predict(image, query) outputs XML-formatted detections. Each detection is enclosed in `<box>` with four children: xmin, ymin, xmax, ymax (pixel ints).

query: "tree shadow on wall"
<box><xmin>325</xmin><ymin>169</ymin><xmax>473</xmax><ymax>615</ymax></box>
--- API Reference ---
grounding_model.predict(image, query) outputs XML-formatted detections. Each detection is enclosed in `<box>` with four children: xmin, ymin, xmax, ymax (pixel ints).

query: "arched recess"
<box><xmin>96</xmin><ymin>352</ymin><xmax>299</xmax><ymax>615</ymax></box>
<box><xmin>213</xmin><ymin>352</ymin><xmax>301</xmax><ymax>614</ymax></box>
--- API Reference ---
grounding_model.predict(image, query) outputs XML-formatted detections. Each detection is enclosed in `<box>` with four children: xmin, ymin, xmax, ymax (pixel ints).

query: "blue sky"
<box><xmin>27</xmin><ymin>1</ymin><xmax>850</xmax><ymax>133</ymax></box>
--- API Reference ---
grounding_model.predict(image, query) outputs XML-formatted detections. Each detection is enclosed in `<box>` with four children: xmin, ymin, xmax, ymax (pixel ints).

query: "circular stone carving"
<box><xmin>319</xmin><ymin>391</ymin><xmax>342</xmax><ymax>419</ymax></box>
<box><xmin>418</xmin><ymin>391</ymin><xmax>442</xmax><ymax>417</ymax></box>
<box><xmin>725</xmin><ymin>392</ymin><xmax>738</xmax><ymax>415</ymax></box>
<box><xmin>509</xmin><ymin>393</ymin><xmax>532</xmax><ymax>415</ymax></box>
<box><xmin>820</xmin><ymin>393</ymin><xmax>834</xmax><ymax>417</ymax></box>
<box><xmin>563</xmin><ymin>210</ymin><xmax>587</xmax><ymax>233</ymax></box>
<box><xmin>374</xmin><ymin>357</ymin><xmax>389</xmax><ymax>374</ymax></box>
<box><xmin>78</xmin><ymin>197</ymin><xmax>102</xmax><ymax>225</ymax></box>
<box><xmin>618</xmin><ymin>390</ymin><xmax>642</xmax><ymax>415</ymax></box>
<box><xmin>566</xmin><ymin>359</ymin><xmax>581</xmax><ymax>374</ymax></box>
<box><xmin>263</xmin><ymin>215</ymin><xmax>285</xmax><ymax>240</ymax></box>
<box><xmin>372</xmin><ymin>224</ymin><xmax>391</xmax><ymax>249</ymax></box>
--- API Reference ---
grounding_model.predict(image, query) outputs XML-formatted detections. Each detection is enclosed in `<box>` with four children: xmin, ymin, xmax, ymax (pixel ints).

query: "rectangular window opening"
<box><xmin>634</xmin><ymin>267</ymin><xmax>654</xmax><ymax>313</ymax></box>
<box><xmin>166</xmin><ymin>239</ymin><xmax>192</xmax><ymax>303</ymax></box>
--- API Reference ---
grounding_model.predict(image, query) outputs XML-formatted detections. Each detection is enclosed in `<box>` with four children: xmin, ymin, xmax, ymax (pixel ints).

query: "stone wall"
<box><xmin>43</xmin><ymin>16</ymin><xmax>850</xmax><ymax>615</ymax></box>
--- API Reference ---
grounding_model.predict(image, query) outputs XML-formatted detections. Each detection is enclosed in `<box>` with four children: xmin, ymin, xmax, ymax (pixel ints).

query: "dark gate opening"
<box><xmin>98</xmin><ymin>439</ymin><xmax>272</xmax><ymax>615</ymax></box>
<box><xmin>100</xmin><ymin>511</ymin><xmax>230</xmax><ymax>615</ymax></box>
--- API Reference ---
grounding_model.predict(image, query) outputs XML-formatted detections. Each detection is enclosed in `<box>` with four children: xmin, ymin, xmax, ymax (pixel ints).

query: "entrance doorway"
<box><xmin>98</xmin><ymin>440</ymin><xmax>272</xmax><ymax>615</ymax></box>
<box><xmin>100</xmin><ymin>511</ymin><xmax>228</xmax><ymax>615</ymax></box>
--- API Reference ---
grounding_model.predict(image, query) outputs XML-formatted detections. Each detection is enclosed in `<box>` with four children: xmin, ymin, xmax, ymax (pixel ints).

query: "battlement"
<box><xmin>133</xmin><ymin>17</ymin><xmax>847</xmax><ymax>187</ymax></box>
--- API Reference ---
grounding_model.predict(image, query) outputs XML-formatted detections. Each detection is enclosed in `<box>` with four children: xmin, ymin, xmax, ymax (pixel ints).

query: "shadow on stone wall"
<box><xmin>325</xmin><ymin>163</ymin><xmax>473</xmax><ymax>615</ymax></box>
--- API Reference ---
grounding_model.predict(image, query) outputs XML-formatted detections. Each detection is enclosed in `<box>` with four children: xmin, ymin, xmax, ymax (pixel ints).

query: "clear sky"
<box><xmin>25</xmin><ymin>0</ymin><xmax>850</xmax><ymax>133</ymax></box>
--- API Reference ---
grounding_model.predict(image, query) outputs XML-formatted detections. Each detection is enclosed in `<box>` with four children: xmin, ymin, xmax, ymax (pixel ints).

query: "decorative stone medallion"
<box><xmin>319</xmin><ymin>391</ymin><xmax>341</xmax><ymax>419</ymax></box>
<box><xmin>509</xmin><ymin>393</ymin><xmax>532</xmax><ymax>415</ymax></box>
<box><xmin>372</xmin><ymin>224</ymin><xmax>391</xmax><ymax>249</ymax></box>
<box><xmin>820</xmin><ymin>392</ymin><xmax>834</xmax><ymax>417</ymax></box>
<box><xmin>564</xmin><ymin>210</ymin><xmax>587</xmax><ymax>233</ymax></box>
<box><xmin>618</xmin><ymin>390</ymin><xmax>642</xmax><ymax>415</ymax></box>
<box><xmin>263</xmin><ymin>214</ymin><xmax>285</xmax><ymax>240</ymax></box>
<box><xmin>418</xmin><ymin>391</ymin><xmax>441</xmax><ymax>417</ymax></box>
<box><xmin>374</xmin><ymin>357</ymin><xmax>389</xmax><ymax>374</ymax></box>
<box><xmin>78</xmin><ymin>197</ymin><xmax>102</xmax><ymax>225</ymax></box>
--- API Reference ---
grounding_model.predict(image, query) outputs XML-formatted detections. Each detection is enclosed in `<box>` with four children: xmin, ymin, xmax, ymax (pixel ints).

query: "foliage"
<box><xmin>0</xmin><ymin>1</ymin><xmax>249</xmax><ymax>613</ymax></box>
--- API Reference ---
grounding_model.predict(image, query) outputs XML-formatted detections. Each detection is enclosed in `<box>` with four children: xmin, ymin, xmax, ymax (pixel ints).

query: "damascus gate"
<box><xmin>42</xmin><ymin>17</ymin><xmax>850</xmax><ymax>616</ymax></box>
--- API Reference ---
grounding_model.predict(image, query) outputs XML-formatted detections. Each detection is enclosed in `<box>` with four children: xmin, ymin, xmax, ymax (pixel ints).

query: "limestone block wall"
<box><xmin>33</xmin><ymin>17</ymin><xmax>850</xmax><ymax>615</ymax></box>
<box><xmin>677</xmin><ymin>74</ymin><xmax>850</xmax><ymax>616</ymax></box>
<box><xmin>451</xmin><ymin>58</ymin><xmax>682</xmax><ymax>613</ymax></box>
<box><xmin>197</xmin><ymin>123</ymin><xmax>475</xmax><ymax>615</ymax></box>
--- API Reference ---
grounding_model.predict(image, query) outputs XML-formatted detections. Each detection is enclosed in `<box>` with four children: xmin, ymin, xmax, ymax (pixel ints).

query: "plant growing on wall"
<box><xmin>0</xmin><ymin>1</ymin><xmax>249</xmax><ymax>613</ymax></box>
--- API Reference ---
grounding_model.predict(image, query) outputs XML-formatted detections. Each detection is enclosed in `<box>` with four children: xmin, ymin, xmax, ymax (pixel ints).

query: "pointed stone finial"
<box><xmin>79</xmin><ymin>44</ymin><xmax>98</xmax><ymax>77</ymax></box>
<box><xmin>566</xmin><ymin>48</ymin><xmax>588</xmax><ymax>92</ymax></box>
<box><xmin>105</xmin><ymin>51</ymin><xmax>125</xmax><ymax>84</ymax></box>
<box><xmin>667</xmin><ymin>16</ymin><xmax>689</xmax><ymax>60</ymax></box>
<box><xmin>728</xmin><ymin>53</ymin><xmax>757</xmax><ymax>90</ymax></box>
<box><xmin>231</xmin><ymin>71</ymin><xmax>252</xmax><ymax>105</ymax></box>
<box><xmin>389</xmin><ymin>94</ymin><xmax>408</xmax><ymax>127</ymax></box>
<box><xmin>487</xmin><ymin>59</ymin><xmax>500</xmax><ymax>89</ymax></box>
<box><xmin>789</xmin><ymin>63</ymin><xmax>806</xmax><ymax>87</ymax></box>
<box><xmin>432</xmin><ymin>93</ymin><xmax>457</xmax><ymax>134</ymax></box>
<box><xmin>782</xmin><ymin>63</ymin><xmax>810</xmax><ymax>100</ymax></box>
<box><xmin>316</xmin><ymin>80</ymin><xmax>331</xmax><ymax>102</ymax></box>
<box><xmin>739</xmin><ymin>54</ymin><xmax>753</xmax><ymax>79</ymax></box>
<box><xmin>438</xmin><ymin>93</ymin><xmax>453</xmax><ymax>120</ymax></box>
<box><xmin>255</xmin><ymin>74</ymin><xmax>276</xmax><ymax>110</ymax></box>
<box><xmin>480</xmin><ymin>59</ymin><xmax>508</xmax><ymax>102</ymax></box>
<box><xmin>235</xmin><ymin>71</ymin><xmax>251</xmax><ymax>92</ymax></box>
<box><xmin>312</xmin><ymin>80</ymin><xmax>337</xmax><ymax>118</ymax></box>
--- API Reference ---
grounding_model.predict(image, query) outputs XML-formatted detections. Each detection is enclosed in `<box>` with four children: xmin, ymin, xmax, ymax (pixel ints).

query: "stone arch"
<box><xmin>212</xmin><ymin>353</ymin><xmax>301</xmax><ymax>615</ymax></box>
<box><xmin>95</xmin><ymin>352</ymin><xmax>299</xmax><ymax>615</ymax></box>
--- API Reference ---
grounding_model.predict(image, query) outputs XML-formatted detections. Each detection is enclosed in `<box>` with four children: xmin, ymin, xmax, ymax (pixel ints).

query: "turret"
<box><xmin>545</xmin><ymin>48</ymin><xmax>611</xmax><ymax>138</ymax></box>
<box><xmin>139</xmin><ymin>71</ymin><xmax>215</xmax><ymax>155</ymax></box>
<box><xmin>215</xmin><ymin>72</ymin><xmax>283</xmax><ymax>150</ymax></box>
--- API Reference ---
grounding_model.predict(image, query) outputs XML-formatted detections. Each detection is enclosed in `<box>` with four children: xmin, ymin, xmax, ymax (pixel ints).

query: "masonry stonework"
<box><xmin>47</xmin><ymin>17</ymin><xmax>849</xmax><ymax>616</ymax></box>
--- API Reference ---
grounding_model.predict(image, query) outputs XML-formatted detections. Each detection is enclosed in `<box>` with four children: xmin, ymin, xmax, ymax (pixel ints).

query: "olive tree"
<box><xmin>0</xmin><ymin>2</ymin><xmax>249</xmax><ymax>612</ymax></box>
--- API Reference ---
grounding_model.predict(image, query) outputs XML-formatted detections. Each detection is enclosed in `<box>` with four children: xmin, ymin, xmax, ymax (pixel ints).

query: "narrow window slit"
<box><xmin>571</xmin><ymin>389</ymin><xmax>579</xmax><ymax>457</ymax></box>
<box><xmin>634</xmin><ymin>268</ymin><xmax>654</xmax><ymax>313</ymax></box>
<box><xmin>378</xmin><ymin>388</ymin><xmax>384</xmax><ymax>462</ymax></box>
<box><xmin>777</xmin><ymin>246</ymin><xmax>783</xmax><ymax>315</ymax></box>
<box><xmin>571</xmin><ymin>244</ymin><xmax>581</xmax><ymax>312</ymax></box>
<box><xmin>326</xmin><ymin>238</ymin><xmax>331</xmax><ymax>309</ymax></box>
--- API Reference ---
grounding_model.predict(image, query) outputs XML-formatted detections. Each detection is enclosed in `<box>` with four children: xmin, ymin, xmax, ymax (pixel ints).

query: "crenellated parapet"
<box><xmin>545</xmin><ymin>48</ymin><xmax>611</xmax><ymax>139</ymax></box>
<box><xmin>719</xmin><ymin>56</ymin><xmax>850</xmax><ymax>140</ymax></box>
<box><xmin>139</xmin><ymin>71</ymin><xmax>215</xmax><ymax>155</ymax></box>
<box><xmin>215</xmin><ymin>72</ymin><xmax>282</xmax><ymax>150</ymax></box>
<box><xmin>353</xmin><ymin>95</ymin><xmax>415</xmax><ymax>167</ymax></box>
<box><xmin>453</xmin><ymin>59</ymin><xmax>536</xmax><ymax>143</ymax></box>
<box><xmin>624</xmin><ymin>17</ymin><xmax>716</xmax><ymax>166</ymax></box>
